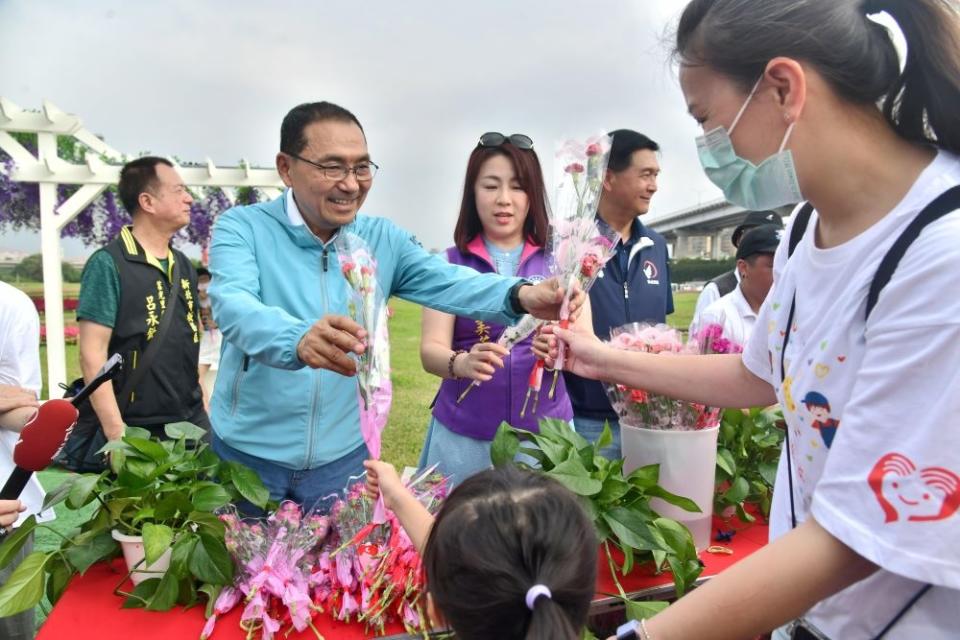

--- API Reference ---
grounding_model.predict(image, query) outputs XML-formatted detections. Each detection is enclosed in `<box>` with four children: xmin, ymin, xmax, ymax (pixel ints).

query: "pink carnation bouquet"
<box><xmin>204</xmin><ymin>468</ymin><xmax>449</xmax><ymax>639</ymax></box>
<box><xmin>312</xmin><ymin>469</ymin><xmax>449</xmax><ymax>636</ymax></box>
<box><xmin>692</xmin><ymin>322</ymin><xmax>744</xmax><ymax>355</ymax></box>
<box><xmin>334</xmin><ymin>231</ymin><xmax>392</xmax><ymax>522</ymax></box>
<box><xmin>201</xmin><ymin>502</ymin><xmax>332</xmax><ymax>640</ymax></box>
<box><xmin>547</xmin><ymin>134</ymin><xmax>619</xmax><ymax>375</ymax></box>
<box><xmin>603</xmin><ymin>323</ymin><xmax>721</xmax><ymax>431</ymax></box>
<box><xmin>517</xmin><ymin>135</ymin><xmax>619</xmax><ymax>414</ymax></box>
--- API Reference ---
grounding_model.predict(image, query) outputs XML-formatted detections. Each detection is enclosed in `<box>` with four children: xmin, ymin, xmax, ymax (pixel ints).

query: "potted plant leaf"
<box><xmin>0</xmin><ymin>422</ymin><xmax>271</xmax><ymax>617</ymax></box>
<box><xmin>714</xmin><ymin>407</ymin><xmax>784</xmax><ymax>523</ymax></box>
<box><xmin>491</xmin><ymin>419</ymin><xmax>703</xmax><ymax>601</ymax></box>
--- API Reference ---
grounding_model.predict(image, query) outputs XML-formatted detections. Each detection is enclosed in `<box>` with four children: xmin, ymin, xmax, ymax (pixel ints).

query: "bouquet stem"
<box><xmin>520</xmin><ymin>360</ymin><xmax>545</xmax><ymax>418</ymax></box>
<box><xmin>456</xmin><ymin>380</ymin><xmax>479</xmax><ymax>404</ymax></box>
<box><xmin>547</xmin><ymin>368</ymin><xmax>560</xmax><ymax>400</ymax></box>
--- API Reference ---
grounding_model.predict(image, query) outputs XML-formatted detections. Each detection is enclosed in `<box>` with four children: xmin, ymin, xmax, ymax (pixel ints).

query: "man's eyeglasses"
<box><xmin>288</xmin><ymin>153</ymin><xmax>379</xmax><ymax>182</ymax></box>
<box><xmin>477</xmin><ymin>132</ymin><xmax>534</xmax><ymax>150</ymax></box>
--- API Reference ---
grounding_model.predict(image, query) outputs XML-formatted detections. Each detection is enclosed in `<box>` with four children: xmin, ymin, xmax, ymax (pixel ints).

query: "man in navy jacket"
<box><xmin>563</xmin><ymin>129</ymin><xmax>673</xmax><ymax>458</ymax></box>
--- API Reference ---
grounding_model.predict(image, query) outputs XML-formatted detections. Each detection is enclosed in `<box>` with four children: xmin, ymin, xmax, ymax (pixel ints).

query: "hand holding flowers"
<box><xmin>334</xmin><ymin>232</ymin><xmax>393</xmax><ymax>522</ymax></box>
<box><xmin>363</xmin><ymin>460</ymin><xmax>405</xmax><ymax>512</ymax></box>
<box><xmin>541</xmin><ymin>321</ymin><xmax>611</xmax><ymax>381</ymax></box>
<box><xmin>546</xmin><ymin>134</ymin><xmax>617</xmax><ymax>373</ymax></box>
<box><xmin>295</xmin><ymin>315</ymin><xmax>367</xmax><ymax>375</ymax></box>
<box><xmin>603</xmin><ymin>323</ymin><xmax>719</xmax><ymax>431</ymax></box>
<box><xmin>453</xmin><ymin>341</ymin><xmax>509</xmax><ymax>382</ymax></box>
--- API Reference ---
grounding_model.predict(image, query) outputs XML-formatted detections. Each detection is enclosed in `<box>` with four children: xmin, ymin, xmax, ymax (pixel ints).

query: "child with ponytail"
<box><xmin>365</xmin><ymin>461</ymin><xmax>598</xmax><ymax>640</ymax></box>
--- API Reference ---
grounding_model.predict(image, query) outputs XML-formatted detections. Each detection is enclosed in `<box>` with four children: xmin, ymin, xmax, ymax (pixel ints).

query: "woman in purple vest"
<box><xmin>419</xmin><ymin>132</ymin><xmax>582</xmax><ymax>485</ymax></box>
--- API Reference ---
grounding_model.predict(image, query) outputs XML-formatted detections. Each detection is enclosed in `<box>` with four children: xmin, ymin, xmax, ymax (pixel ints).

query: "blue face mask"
<box><xmin>696</xmin><ymin>78</ymin><xmax>803</xmax><ymax>210</ymax></box>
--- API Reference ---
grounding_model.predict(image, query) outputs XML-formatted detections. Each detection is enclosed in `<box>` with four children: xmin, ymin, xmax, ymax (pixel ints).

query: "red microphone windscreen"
<box><xmin>12</xmin><ymin>399</ymin><xmax>79</xmax><ymax>472</ymax></box>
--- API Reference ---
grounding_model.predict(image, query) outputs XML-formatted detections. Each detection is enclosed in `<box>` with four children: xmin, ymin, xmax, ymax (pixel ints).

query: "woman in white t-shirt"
<box><xmin>548</xmin><ymin>1</ymin><xmax>960</xmax><ymax>638</ymax></box>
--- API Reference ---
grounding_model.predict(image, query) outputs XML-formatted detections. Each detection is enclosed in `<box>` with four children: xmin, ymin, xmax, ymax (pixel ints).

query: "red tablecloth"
<box><xmin>38</xmin><ymin>518</ymin><xmax>767</xmax><ymax>639</ymax></box>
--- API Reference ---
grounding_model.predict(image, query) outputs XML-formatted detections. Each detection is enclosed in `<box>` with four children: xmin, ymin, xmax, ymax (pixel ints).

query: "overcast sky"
<box><xmin>1</xmin><ymin>0</ymin><xmax>725</xmax><ymax>258</ymax></box>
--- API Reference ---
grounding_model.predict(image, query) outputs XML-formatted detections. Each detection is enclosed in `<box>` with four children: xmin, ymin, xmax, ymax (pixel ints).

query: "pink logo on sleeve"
<box><xmin>868</xmin><ymin>453</ymin><xmax>960</xmax><ymax>523</ymax></box>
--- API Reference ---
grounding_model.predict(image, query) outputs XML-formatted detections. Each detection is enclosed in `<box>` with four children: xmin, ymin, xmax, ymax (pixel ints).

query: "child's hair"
<box><xmin>422</xmin><ymin>465</ymin><xmax>598</xmax><ymax>640</ymax></box>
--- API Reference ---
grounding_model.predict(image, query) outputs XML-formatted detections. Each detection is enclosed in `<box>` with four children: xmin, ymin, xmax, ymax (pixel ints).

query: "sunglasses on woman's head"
<box><xmin>478</xmin><ymin>132</ymin><xmax>535</xmax><ymax>150</ymax></box>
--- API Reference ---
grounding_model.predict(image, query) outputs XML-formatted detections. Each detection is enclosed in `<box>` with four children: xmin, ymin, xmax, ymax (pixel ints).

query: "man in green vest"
<box><xmin>76</xmin><ymin>157</ymin><xmax>207</xmax><ymax>449</ymax></box>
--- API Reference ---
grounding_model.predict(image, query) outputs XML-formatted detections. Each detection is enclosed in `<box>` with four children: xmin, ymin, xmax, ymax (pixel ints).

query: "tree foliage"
<box><xmin>11</xmin><ymin>253</ymin><xmax>81</xmax><ymax>283</ymax></box>
<box><xmin>0</xmin><ymin>132</ymin><xmax>261</xmax><ymax>248</ymax></box>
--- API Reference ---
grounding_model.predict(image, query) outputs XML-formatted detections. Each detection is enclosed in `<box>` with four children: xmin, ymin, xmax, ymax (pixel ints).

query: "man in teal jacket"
<box><xmin>209</xmin><ymin>101</ymin><xmax>574</xmax><ymax>510</ymax></box>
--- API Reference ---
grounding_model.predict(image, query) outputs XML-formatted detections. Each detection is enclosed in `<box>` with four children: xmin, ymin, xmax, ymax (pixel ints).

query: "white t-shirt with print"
<box><xmin>742</xmin><ymin>151</ymin><xmax>960</xmax><ymax>639</ymax></box>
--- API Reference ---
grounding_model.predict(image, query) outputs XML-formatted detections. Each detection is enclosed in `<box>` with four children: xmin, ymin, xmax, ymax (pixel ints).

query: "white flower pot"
<box><xmin>620</xmin><ymin>424</ymin><xmax>719</xmax><ymax>552</ymax></box>
<box><xmin>111</xmin><ymin>529</ymin><xmax>173</xmax><ymax>585</ymax></box>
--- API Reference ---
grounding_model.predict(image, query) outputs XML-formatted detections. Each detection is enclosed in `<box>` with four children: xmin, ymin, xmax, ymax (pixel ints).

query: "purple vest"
<box><xmin>431</xmin><ymin>237</ymin><xmax>573</xmax><ymax>440</ymax></box>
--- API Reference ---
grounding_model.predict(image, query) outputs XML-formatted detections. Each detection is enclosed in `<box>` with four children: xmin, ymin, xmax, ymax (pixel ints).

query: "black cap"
<box><xmin>736</xmin><ymin>224</ymin><xmax>782</xmax><ymax>260</ymax></box>
<box><xmin>732</xmin><ymin>211</ymin><xmax>783</xmax><ymax>247</ymax></box>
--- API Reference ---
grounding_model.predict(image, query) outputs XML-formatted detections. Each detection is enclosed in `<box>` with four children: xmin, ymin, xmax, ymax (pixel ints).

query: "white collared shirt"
<box><xmin>690</xmin><ymin>283</ymin><xmax>757</xmax><ymax>349</ymax></box>
<box><xmin>691</xmin><ymin>269</ymin><xmax>741</xmax><ymax>331</ymax></box>
<box><xmin>286</xmin><ymin>189</ymin><xmax>340</xmax><ymax>246</ymax></box>
<box><xmin>286</xmin><ymin>188</ymin><xmax>305</xmax><ymax>227</ymax></box>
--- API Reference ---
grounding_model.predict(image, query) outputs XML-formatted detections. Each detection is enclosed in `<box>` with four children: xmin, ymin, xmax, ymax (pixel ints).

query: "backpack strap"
<box><xmin>865</xmin><ymin>185</ymin><xmax>960</xmax><ymax>321</ymax></box>
<box><xmin>788</xmin><ymin>203</ymin><xmax>814</xmax><ymax>258</ymax></box>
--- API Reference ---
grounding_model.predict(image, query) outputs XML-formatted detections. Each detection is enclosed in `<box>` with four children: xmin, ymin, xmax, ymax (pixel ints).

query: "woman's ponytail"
<box><xmin>872</xmin><ymin>0</ymin><xmax>960</xmax><ymax>154</ymax></box>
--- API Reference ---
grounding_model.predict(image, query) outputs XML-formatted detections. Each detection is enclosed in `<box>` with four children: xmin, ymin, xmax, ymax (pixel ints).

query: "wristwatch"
<box><xmin>616</xmin><ymin>620</ymin><xmax>641</xmax><ymax>640</ymax></box>
<box><xmin>508</xmin><ymin>280</ymin><xmax>531</xmax><ymax>315</ymax></box>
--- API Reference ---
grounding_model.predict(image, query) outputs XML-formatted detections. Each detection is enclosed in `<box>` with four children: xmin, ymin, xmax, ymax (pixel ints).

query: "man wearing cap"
<box><xmin>690</xmin><ymin>224</ymin><xmax>781</xmax><ymax>347</ymax></box>
<box><xmin>690</xmin><ymin>210</ymin><xmax>782</xmax><ymax>331</ymax></box>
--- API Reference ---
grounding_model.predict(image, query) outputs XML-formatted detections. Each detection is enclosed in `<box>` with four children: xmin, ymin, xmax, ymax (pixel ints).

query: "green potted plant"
<box><xmin>491</xmin><ymin>419</ymin><xmax>703</xmax><ymax>602</ymax></box>
<box><xmin>714</xmin><ymin>407</ymin><xmax>784</xmax><ymax>522</ymax></box>
<box><xmin>0</xmin><ymin>422</ymin><xmax>271</xmax><ymax>617</ymax></box>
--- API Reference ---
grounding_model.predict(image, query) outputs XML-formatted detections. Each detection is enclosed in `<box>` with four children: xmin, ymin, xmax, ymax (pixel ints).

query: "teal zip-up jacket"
<box><xmin>208</xmin><ymin>191</ymin><xmax>522</xmax><ymax>470</ymax></box>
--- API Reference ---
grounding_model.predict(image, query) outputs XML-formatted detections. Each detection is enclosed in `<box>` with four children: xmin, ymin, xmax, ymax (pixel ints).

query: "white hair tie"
<box><xmin>525</xmin><ymin>584</ymin><xmax>552</xmax><ymax>611</ymax></box>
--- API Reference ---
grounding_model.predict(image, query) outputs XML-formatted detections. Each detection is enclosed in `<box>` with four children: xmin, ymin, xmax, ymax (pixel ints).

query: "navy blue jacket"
<box><xmin>564</xmin><ymin>217</ymin><xmax>674</xmax><ymax>420</ymax></box>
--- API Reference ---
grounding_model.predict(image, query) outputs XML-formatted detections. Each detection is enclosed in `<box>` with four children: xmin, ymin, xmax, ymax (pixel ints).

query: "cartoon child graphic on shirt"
<box><xmin>802</xmin><ymin>391</ymin><xmax>839</xmax><ymax>448</ymax></box>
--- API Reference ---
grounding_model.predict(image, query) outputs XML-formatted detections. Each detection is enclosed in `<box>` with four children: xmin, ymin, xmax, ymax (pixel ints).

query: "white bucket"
<box><xmin>111</xmin><ymin>529</ymin><xmax>173</xmax><ymax>585</ymax></box>
<box><xmin>621</xmin><ymin>424</ymin><xmax>719</xmax><ymax>551</ymax></box>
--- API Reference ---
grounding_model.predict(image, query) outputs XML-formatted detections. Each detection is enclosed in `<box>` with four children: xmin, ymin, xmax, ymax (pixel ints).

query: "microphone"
<box><xmin>0</xmin><ymin>354</ymin><xmax>123</xmax><ymax>500</ymax></box>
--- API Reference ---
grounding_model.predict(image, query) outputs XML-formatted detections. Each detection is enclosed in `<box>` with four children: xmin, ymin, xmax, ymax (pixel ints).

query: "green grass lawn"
<box><xmin>671</xmin><ymin>290</ymin><xmax>697</xmax><ymax>334</ymax></box>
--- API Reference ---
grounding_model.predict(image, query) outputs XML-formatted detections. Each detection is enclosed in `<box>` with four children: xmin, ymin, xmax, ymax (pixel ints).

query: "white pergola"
<box><xmin>0</xmin><ymin>97</ymin><xmax>285</xmax><ymax>398</ymax></box>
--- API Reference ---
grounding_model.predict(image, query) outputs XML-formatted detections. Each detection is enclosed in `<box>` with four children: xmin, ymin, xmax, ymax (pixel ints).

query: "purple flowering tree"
<box><xmin>0</xmin><ymin>133</ymin><xmax>261</xmax><ymax>249</ymax></box>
